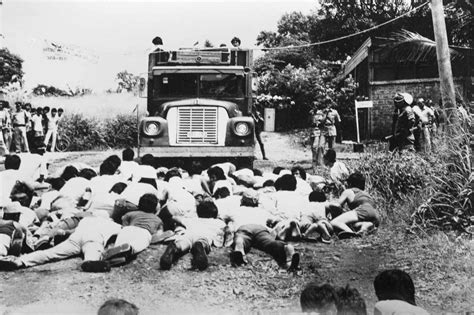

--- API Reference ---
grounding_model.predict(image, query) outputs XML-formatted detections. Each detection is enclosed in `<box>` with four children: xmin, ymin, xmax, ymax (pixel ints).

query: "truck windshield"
<box><xmin>153</xmin><ymin>73</ymin><xmax>244</xmax><ymax>98</ymax></box>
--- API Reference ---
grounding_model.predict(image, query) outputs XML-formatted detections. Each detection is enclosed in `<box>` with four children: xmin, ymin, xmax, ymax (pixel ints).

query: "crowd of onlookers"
<box><xmin>0</xmin><ymin>100</ymin><xmax>63</xmax><ymax>155</ymax></box>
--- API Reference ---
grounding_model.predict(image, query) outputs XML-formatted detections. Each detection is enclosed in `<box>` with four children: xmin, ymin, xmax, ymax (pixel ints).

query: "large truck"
<box><xmin>138</xmin><ymin>47</ymin><xmax>256</xmax><ymax>168</ymax></box>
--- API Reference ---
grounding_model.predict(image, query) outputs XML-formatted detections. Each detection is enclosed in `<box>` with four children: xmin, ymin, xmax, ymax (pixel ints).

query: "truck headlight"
<box><xmin>234</xmin><ymin>122</ymin><xmax>250</xmax><ymax>136</ymax></box>
<box><xmin>144</xmin><ymin>121</ymin><xmax>161</xmax><ymax>136</ymax></box>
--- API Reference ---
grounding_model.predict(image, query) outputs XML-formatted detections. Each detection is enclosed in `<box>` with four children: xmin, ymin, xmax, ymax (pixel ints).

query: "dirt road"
<box><xmin>0</xmin><ymin>131</ymin><xmax>471</xmax><ymax>314</ymax></box>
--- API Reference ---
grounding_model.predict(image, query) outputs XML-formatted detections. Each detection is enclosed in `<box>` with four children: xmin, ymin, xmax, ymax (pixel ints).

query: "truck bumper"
<box><xmin>138</xmin><ymin>146</ymin><xmax>255</xmax><ymax>158</ymax></box>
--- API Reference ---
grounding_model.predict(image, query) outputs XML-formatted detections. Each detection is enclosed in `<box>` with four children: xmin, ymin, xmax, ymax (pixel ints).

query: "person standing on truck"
<box><xmin>252</xmin><ymin>103</ymin><xmax>267</xmax><ymax>160</ymax></box>
<box><xmin>231</xmin><ymin>37</ymin><xmax>241</xmax><ymax>48</ymax></box>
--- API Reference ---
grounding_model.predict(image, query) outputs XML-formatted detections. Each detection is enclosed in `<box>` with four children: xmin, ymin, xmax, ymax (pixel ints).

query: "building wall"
<box><xmin>369</xmin><ymin>78</ymin><xmax>466</xmax><ymax>138</ymax></box>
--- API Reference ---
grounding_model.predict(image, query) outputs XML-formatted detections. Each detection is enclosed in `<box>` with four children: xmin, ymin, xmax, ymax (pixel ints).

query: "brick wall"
<box><xmin>369</xmin><ymin>78</ymin><xmax>465</xmax><ymax>138</ymax></box>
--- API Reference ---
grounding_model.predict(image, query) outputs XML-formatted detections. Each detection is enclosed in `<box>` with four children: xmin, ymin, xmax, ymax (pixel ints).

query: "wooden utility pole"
<box><xmin>430</xmin><ymin>0</ymin><xmax>456</xmax><ymax>110</ymax></box>
<box><xmin>0</xmin><ymin>0</ymin><xmax>4</xmax><ymax>48</ymax></box>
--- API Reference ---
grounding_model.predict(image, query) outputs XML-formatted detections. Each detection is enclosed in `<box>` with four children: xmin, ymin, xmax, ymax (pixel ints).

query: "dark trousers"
<box><xmin>255</xmin><ymin>128</ymin><xmax>266</xmax><ymax>159</ymax></box>
<box><xmin>233</xmin><ymin>224</ymin><xmax>286</xmax><ymax>265</ymax></box>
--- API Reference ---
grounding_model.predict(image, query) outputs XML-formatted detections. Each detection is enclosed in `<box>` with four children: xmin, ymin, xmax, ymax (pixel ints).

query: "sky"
<box><xmin>2</xmin><ymin>0</ymin><xmax>317</xmax><ymax>91</ymax></box>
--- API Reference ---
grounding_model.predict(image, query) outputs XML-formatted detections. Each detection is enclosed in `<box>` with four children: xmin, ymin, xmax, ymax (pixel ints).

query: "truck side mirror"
<box><xmin>251</xmin><ymin>72</ymin><xmax>258</xmax><ymax>94</ymax></box>
<box><xmin>138</xmin><ymin>77</ymin><xmax>147</xmax><ymax>98</ymax></box>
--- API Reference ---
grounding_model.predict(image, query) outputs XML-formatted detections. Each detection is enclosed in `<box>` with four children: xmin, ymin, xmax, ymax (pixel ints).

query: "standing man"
<box><xmin>310</xmin><ymin>103</ymin><xmax>326</xmax><ymax>167</ymax></box>
<box><xmin>31</xmin><ymin>107</ymin><xmax>45</xmax><ymax>153</ymax></box>
<box><xmin>321</xmin><ymin>98</ymin><xmax>341</xmax><ymax>149</ymax></box>
<box><xmin>231</xmin><ymin>37</ymin><xmax>241</xmax><ymax>48</ymax></box>
<box><xmin>44</xmin><ymin>108</ymin><xmax>59</xmax><ymax>152</ymax></box>
<box><xmin>391</xmin><ymin>92</ymin><xmax>415</xmax><ymax>152</ymax></box>
<box><xmin>252</xmin><ymin>103</ymin><xmax>267</xmax><ymax>160</ymax></box>
<box><xmin>0</xmin><ymin>101</ymin><xmax>11</xmax><ymax>155</ymax></box>
<box><xmin>11</xmin><ymin>101</ymin><xmax>30</xmax><ymax>153</ymax></box>
<box><xmin>413</xmin><ymin>98</ymin><xmax>435</xmax><ymax>152</ymax></box>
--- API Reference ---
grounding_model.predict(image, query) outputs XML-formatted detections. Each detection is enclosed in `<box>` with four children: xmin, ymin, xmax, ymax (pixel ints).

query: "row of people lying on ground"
<box><xmin>0</xmin><ymin>148</ymin><xmax>379</xmax><ymax>273</ymax></box>
<box><xmin>0</xmin><ymin>100</ymin><xmax>64</xmax><ymax>155</ymax></box>
<box><xmin>95</xmin><ymin>269</ymin><xmax>429</xmax><ymax>315</ymax></box>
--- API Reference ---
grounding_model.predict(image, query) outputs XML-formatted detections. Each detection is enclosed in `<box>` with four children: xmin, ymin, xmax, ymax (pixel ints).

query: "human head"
<box><xmin>99</xmin><ymin>161</ymin><xmax>117</xmax><ymax>176</ymax></box>
<box><xmin>97</xmin><ymin>298</ymin><xmax>139</xmax><ymax>315</ymax></box>
<box><xmin>58</xmin><ymin>108</ymin><xmax>64</xmax><ymax>117</ymax></box>
<box><xmin>47</xmin><ymin>177</ymin><xmax>66</xmax><ymax>191</ymax></box>
<box><xmin>138</xmin><ymin>193</ymin><xmax>158</xmax><ymax>213</ymax></box>
<box><xmin>15</xmin><ymin>102</ymin><xmax>22</xmax><ymax>111</ymax></box>
<box><xmin>43</xmin><ymin>106</ymin><xmax>50</xmax><ymax>114</ymax></box>
<box><xmin>61</xmin><ymin>165</ymin><xmax>79</xmax><ymax>181</ymax></box>
<box><xmin>231</xmin><ymin>36</ymin><xmax>241</xmax><ymax>47</ymax></box>
<box><xmin>417</xmin><ymin>98</ymin><xmax>425</xmax><ymax>109</ymax></box>
<box><xmin>152</xmin><ymin>36</ymin><xmax>163</xmax><ymax>46</ymax></box>
<box><xmin>262</xmin><ymin>179</ymin><xmax>275</xmax><ymax>188</ymax></box>
<box><xmin>394</xmin><ymin>92</ymin><xmax>413</xmax><ymax>109</ymax></box>
<box><xmin>213</xmin><ymin>187</ymin><xmax>231</xmax><ymax>199</ymax></box>
<box><xmin>323</xmin><ymin>149</ymin><xmax>336</xmax><ymax>165</ymax></box>
<box><xmin>241</xmin><ymin>189</ymin><xmax>259</xmax><ymax>207</ymax></box>
<box><xmin>35</xmin><ymin>107</ymin><xmax>43</xmax><ymax>115</ymax></box>
<box><xmin>252</xmin><ymin>168</ymin><xmax>262</xmax><ymax>177</ymax></box>
<box><xmin>140</xmin><ymin>154</ymin><xmax>155</xmax><ymax>166</ymax></box>
<box><xmin>110</xmin><ymin>182</ymin><xmax>128</xmax><ymax>195</ymax></box>
<box><xmin>122</xmin><ymin>148</ymin><xmax>135</xmax><ymax>161</ymax></box>
<box><xmin>0</xmin><ymin>100</ymin><xmax>9</xmax><ymax>109</ymax></box>
<box><xmin>207</xmin><ymin>166</ymin><xmax>226</xmax><ymax>182</ymax></box>
<box><xmin>274</xmin><ymin>174</ymin><xmax>297</xmax><ymax>191</ymax></box>
<box><xmin>78</xmin><ymin>168</ymin><xmax>97</xmax><ymax>180</ymax></box>
<box><xmin>272</xmin><ymin>166</ymin><xmax>284</xmax><ymax>175</ymax></box>
<box><xmin>164</xmin><ymin>168</ymin><xmax>182</xmax><ymax>182</ymax></box>
<box><xmin>5</xmin><ymin>154</ymin><xmax>21</xmax><ymax>170</ymax></box>
<box><xmin>346</xmin><ymin>172</ymin><xmax>365</xmax><ymax>190</ymax></box>
<box><xmin>335</xmin><ymin>285</ymin><xmax>367</xmax><ymax>315</ymax></box>
<box><xmin>300</xmin><ymin>282</ymin><xmax>338</xmax><ymax>314</ymax></box>
<box><xmin>291</xmin><ymin>166</ymin><xmax>307</xmax><ymax>180</ymax></box>
<box><xmin>138</xmin><ymin>177</ymin><xmax>157</xmax><ymax>189</ymax></box>
<box><xmin>105</xmin><ymin>155</ymin><xmax>121</xmax><ymax>171</ymax></box>
<box><xmin>374</xmin><ymin>269</ymin><xmax>416</xmax><ymax>305</ymax></box>
<box><xmin>309</xmin><ymin>191</ymin><xmax>327</xmax><ymax>202</ymax></box>
<box><xmin>51</xmin><ymin>107</ymin><xmax>58</xmax><ymax>116</ymax></box>
<box><xmin>196</xmin><ymin>196</ymin><xmax>218</xmax><ymax>218</ymax></box>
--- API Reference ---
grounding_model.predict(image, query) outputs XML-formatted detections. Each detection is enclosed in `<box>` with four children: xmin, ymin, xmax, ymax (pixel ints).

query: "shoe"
<box><xmin>107</xmin><ymin>256</ymin><xmax>128</xmax><ymax>267</ymax></box>
<box><xmin>9</xmin><ymin>229</ymin><xmax>25</xmax><ymax>256</ymax></box>
<box><xmin>320</xmin><ymin>234</ymin><xmax>331</xmax><ymax>244</ymax></box>
<box><xmin>160</xmin><ymin>243</ymin><xmax>179</xmax><ymax>270</ymax></box>
<box><xmin>102</xmin><ymin>244</ymin><xmax>132</xmax><ymax>261</ymax></box>
<box><xmin>191</xmin><ymin>241</ymin><xmax>208</xmax><ymax>271</ymax></box>
<box><xmin>34</xmin><ymin>236</ymin><xmax>52</xmax><ymax>251</ymax></box>
<box><xmin>287</xmin><ymin>253</ymin><xmax>300</xmax><ymax>272</ymax></box>
<box><xmin>0</xmin><ymin>256</ymin><xmax>24</xmax><ymax>271</ymax></box>
<box><xmin>230</xmin><ymin>251</ymin><xmax>247</xmax><ymax>267</ymax></box>
<box><xmin>80</xmin><ymin>260</ymin><xmax>111</xmax><ymax>273</ymax></box>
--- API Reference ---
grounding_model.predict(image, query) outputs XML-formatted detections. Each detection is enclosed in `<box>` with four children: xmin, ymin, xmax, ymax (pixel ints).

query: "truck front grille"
<box><xmin>177</xmin><ymin>107</ymin><xmax>218</xmax><ymax>144</ymax></box>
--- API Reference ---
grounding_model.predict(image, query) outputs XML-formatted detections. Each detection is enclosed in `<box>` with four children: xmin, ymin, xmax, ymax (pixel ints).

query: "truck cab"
<box><xmin>139</xmin><ymin>48</ymin><xmax>255</xmax><ymax>167</ymax></box>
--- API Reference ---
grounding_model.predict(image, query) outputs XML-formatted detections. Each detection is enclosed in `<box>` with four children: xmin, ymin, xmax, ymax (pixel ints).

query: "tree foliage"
<box><xmin>116</xmin><ymin>70</ymin><xmax>140</xmax><ymax>93</ymax></box>
<box><xmin>0</xmin><ymin>48</ymin><xmax>24</xmax><ymax>88</ymax></box>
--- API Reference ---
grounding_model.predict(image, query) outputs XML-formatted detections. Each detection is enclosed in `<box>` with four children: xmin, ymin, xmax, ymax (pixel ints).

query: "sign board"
<box><xmin>355</xmin><ymin>100</ymin><xmax>373</xmax><ymax>109</ymax></box>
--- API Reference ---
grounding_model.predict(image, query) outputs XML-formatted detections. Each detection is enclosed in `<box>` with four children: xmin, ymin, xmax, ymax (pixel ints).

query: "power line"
<box><xmin>259</xmin><ymin>1</ymin><xmax>430</xmax><ymax>51</ymax></box>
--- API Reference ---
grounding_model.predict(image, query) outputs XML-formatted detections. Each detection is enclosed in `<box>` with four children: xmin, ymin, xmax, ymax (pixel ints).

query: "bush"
<box><xmin>59</xmin><ymin>113</ymin><xmax>137</xmax><ymax>150</ymax></box>
<box><xmin>354</xmin><ymin>152</ymin><xmax>436</xmax><ymax>205</ymax></box>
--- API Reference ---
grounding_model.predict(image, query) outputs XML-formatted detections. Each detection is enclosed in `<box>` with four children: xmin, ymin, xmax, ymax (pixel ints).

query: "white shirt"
<box><xmin>117</xmin><ymin>160</ymin><xmax>139</xmax><ymax>182</ymax></box>
<box><xmin>59</xmin><ymin>177</ymin><xmax>90</xmax><ymax>205</ymax></box>
<box><xmin>413</xmin><ymin>105</ymin><xmax>434</xmax><ymax>124</ymax></box>
<box><xmin>46</xmin><ymin>114</ymin><xmax>59</xmax><ymax>131</ymax></box>
<box><xmin>330</xmin><ymin>161</ymin><xmax>349</xmax><ymax>183</ymax></box>
<box><xmin>221</xmin><ymin>206</ymin><xmax>271</xmax><ymax>230</ymax></box>
<box><xmin>120</xmin><ymin>182</ymin><xmax>159</xmax><ymax>206</ymax></box>
<box><xmin>374</xmin><ymin>300</ymin><xmax>429</xmax><ymax>315</ymax></box>
<box><xmin>89</xmin><ymin>175</ymin><xmax>121</xmax><ymax>199</ymax></box>
<box><xmin>31</xmin><ymin>114</ymin><xmax>43</xmax><ymax>132</ymax></box>
<box><xmin>0</xmin><ymin>170</ymin><xmax>22</xmax><ymax>207</ymax></box>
